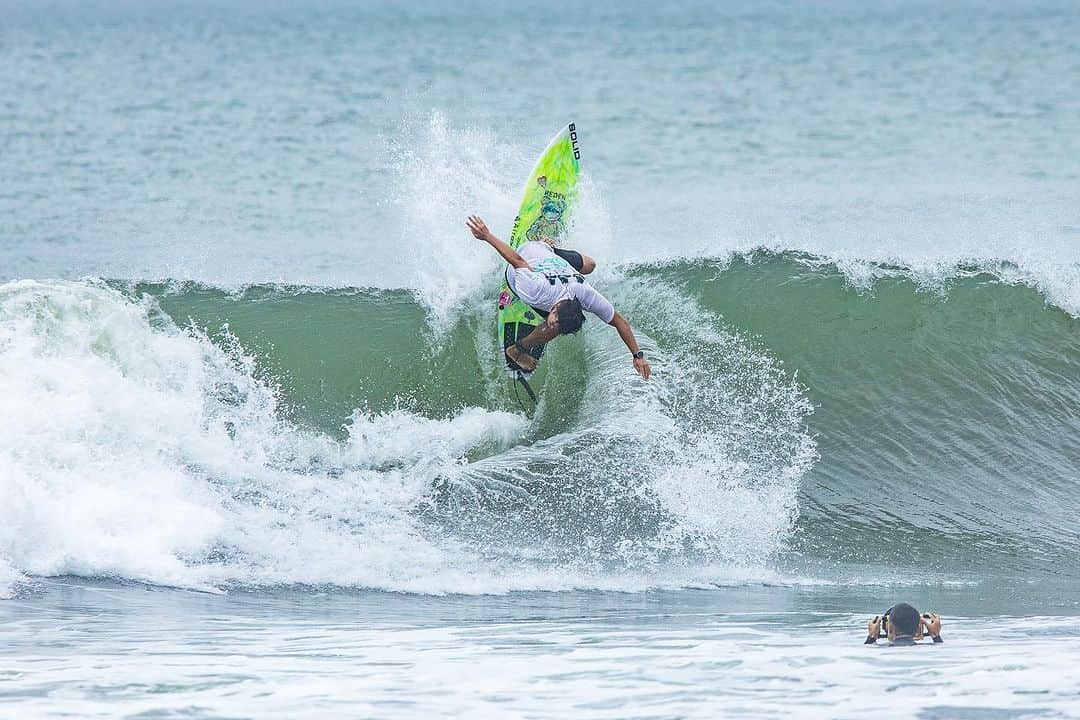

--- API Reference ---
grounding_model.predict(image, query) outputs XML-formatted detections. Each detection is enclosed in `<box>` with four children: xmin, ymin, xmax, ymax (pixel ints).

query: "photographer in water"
<box><xmin>864</xmin><ymin>603</ymin><xmax>944</xmax><ymax>646</ymax></box>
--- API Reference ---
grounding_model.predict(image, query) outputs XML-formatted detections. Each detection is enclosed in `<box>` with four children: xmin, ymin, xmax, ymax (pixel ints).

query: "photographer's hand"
<box><xmin>922</xmin><ymin>613</ymin><xmax>943</xmax><ymax>642</ymax></box>
<box><xmin>865</xmin><ymin>616</ymin><xmax>881</xmax><ymax>644</ymax></box>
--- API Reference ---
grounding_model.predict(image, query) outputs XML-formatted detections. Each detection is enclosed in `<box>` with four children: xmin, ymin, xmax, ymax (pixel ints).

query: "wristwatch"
<box><xmin>632</xmin><ymin>351</ymin><xmax>645</xmax><ymax>360</ymax></box>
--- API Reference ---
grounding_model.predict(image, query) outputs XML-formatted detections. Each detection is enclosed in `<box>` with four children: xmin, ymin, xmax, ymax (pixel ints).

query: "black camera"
<box><xmin>878</xmin><ymin>606</ymin><xmax>893</xmax><ymax>638</ymax></box>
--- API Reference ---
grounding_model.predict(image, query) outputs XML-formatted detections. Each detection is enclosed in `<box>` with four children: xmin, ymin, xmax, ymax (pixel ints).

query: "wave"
<box><xmin>0</xmin><ymin>271</ymin><xmax>812</xmax><ymax>595</ymax></box>
<box><xmin>2</xmin><ymin>251</ymin><xmax>1078</xmax><ymax>596</ymax></box>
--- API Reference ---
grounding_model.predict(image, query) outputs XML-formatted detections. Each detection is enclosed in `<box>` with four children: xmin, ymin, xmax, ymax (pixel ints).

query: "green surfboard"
<box><xmin>496</xmin><ymin>123</ymin><xmax>581</xmax><ymax>378</ymax></box>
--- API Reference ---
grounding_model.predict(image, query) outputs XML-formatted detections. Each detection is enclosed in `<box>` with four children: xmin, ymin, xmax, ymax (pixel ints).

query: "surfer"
<box><xmin>864</xmin><ymin>603</ymin><xmax>943</xmax><ymax>646</ymax></box>
<box><xmin>467</xmin><ymin>215</ymin><xmax>651</xmax><ymax>380</ymax></box>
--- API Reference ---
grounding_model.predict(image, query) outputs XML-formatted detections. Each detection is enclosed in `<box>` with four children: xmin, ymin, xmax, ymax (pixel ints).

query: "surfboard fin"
<box><xmin>516</xmin><ymin>372</ymin><xmax>537</xmax><ymax>404</ymax></box>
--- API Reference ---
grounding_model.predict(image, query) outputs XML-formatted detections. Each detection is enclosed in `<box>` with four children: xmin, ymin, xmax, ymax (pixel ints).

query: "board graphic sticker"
<box><xmin>496</xmin><ymin>123</ymin><xmax>581</xmax><ymax>377</ymax></box>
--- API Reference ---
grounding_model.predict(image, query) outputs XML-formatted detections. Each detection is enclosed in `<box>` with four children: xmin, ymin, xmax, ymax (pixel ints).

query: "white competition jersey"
<box><xmin>505</xmin><ymin>242</ymin><xmax>615</xmax><ymax>324</ymax></box>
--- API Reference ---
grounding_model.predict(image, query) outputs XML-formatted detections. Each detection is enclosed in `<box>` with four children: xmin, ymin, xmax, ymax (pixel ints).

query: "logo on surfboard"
<box><xmin>498</xmin><ymin>289</ymin><xmax>512</xmax><ymax>309</ymax></box>
<box><xmin>526</xmin><ymin>175</ymin><xmax>568</xmax><ymax>247</ymax></box>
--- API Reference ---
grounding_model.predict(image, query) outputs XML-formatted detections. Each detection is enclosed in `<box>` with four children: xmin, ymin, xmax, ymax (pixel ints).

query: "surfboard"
<box><xmin>496</xmin><ymin>123</ymin><xmax>581</xmax><ymax>380</ymax></box>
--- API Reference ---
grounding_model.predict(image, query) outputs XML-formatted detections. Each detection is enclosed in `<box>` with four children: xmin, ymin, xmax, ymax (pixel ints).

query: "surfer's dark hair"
<box><xmin>886</xmin><ymin>603</ymin><xmax>921</xmax><ymax>637</ymax></box>
<box><xmin>556</xmin><ymin>299</ymin><xmax>585</xmax><ymax>335</ymax></box>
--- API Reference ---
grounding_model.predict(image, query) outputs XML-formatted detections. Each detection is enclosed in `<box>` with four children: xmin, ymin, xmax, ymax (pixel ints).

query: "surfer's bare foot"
<box><xmin>506</xmin><ymin>344</ymin><xmax>537</xmax><ymax>371</ymax></box>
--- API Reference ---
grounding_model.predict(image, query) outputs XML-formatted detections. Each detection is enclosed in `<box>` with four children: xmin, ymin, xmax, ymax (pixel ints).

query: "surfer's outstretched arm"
<box><xmin>609</xmin><ymin>312</ymin><xmax>651</xmax><ymax>380</ymax></box>
<box><xmin>467</xmin><ymin>215</ymin><xmax>530</xmax><ymax>269</ymax></box>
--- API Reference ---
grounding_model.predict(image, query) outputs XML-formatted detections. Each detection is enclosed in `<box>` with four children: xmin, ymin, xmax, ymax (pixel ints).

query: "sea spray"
<box><xmin>418</xmin><ymin>275</ymin><xmax>815</xmax><ymax>570</ymax></box>
<box><xmin>391</xmin><ymin>112</ymin><xmax>522</xmax><ymax>333</ymax></box>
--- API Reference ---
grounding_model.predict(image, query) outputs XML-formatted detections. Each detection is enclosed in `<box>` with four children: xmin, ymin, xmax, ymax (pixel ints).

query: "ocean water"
<box><xmin>2</xmin><ymin>1</ymin><xmax>1080</xmax><ymax>717</ymax></box>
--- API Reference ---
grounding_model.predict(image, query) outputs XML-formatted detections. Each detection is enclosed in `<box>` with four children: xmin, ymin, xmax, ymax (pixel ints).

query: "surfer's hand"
<box><xmin>922</xmin><ymin>613</ymin><xmax>942</xmax><ymax>637</ymax></box>
<box><xmin>506</xmin><ymin>344</ymin><xmax>538</xmax><ymax>371</ymax></box>
<box><xmin>867</xmin><ymin>616</ymin><xmax>882</xmax><ymax>637</ymax></box>
<box><xmin>633</xmin><ymin>356</ymin><xmax>651</xmax><ymax>380</ymax></box>
<box><xmin>466</xmin><ymin>215</ymin><xmax>493</xmax><ymax>242</ymax></box>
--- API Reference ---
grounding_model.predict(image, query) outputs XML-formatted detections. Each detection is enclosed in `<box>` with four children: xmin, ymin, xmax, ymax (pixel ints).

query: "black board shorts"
<box><xmin>552</xmin><ymin>247</ymin><xmax>585</xmax><ymax>272</ymax></box>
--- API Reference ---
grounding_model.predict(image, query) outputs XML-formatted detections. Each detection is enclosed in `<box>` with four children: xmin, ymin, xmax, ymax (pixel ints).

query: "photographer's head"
<box><xmin>866</xmin><ymin>603</ymin><xmax>942</xmax><ymax>645</ymax></box>
<box><xmin>883</xmin><ymin>603</ymin><xmax>923</xmax><ymax>642</ymax></box>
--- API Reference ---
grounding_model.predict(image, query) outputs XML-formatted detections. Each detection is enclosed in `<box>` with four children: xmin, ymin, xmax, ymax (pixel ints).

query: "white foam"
<box><xmin>0</xmin><ymin>279</ymin><xmax>236</xmax><ymax>589</ymax></box>
<box><xmin>596</xmin><ymin>279</ymin><xmax>817</xmax><ymax>564</ymax></box>
<box><xmin>0</xmin><ymin>280</ymin><xmax>526</xmax><ymax>593</ymax></box>
<box><xmin>345</xmin><ymin>406</ymin><xmax>525</xmax><ymax>470</ymax></box>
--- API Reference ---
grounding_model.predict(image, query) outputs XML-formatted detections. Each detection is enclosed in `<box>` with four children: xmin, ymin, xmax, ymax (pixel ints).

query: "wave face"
<box><xmin>2</xmin><ymin>252</ymin><xmax>1078</xmax><ymax>594</ymax></box>
<box><xmin>641</xmin><ymin>253</ymin><xmax>1080</xmax><ymax>580</ymax></box>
